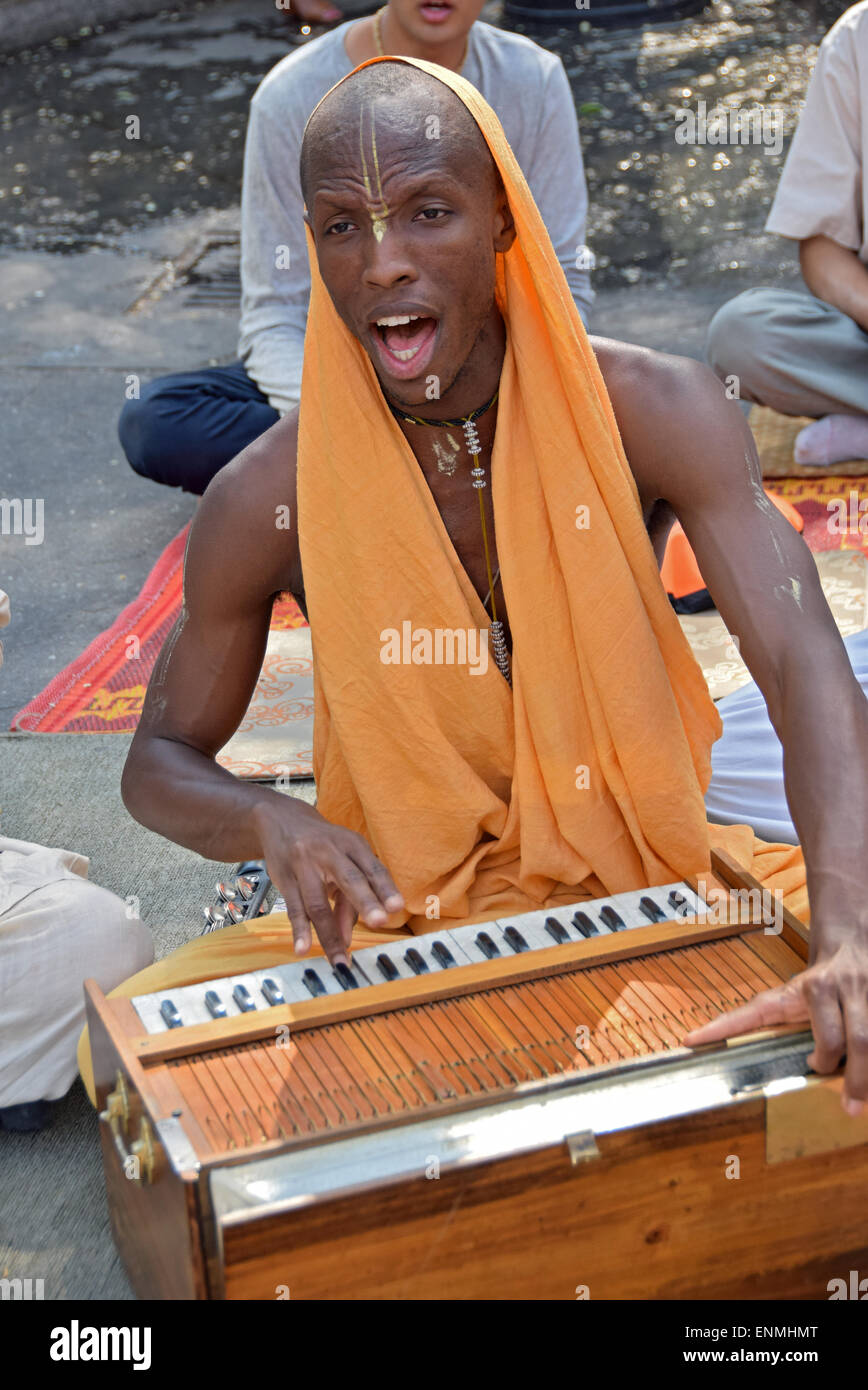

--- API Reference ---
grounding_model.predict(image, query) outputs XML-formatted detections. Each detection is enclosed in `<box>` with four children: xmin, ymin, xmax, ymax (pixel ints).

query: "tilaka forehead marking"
<box><xmin>359</xmin><ymin>98</ymin><xmax>389</xmax><ymax>242</ymax></box>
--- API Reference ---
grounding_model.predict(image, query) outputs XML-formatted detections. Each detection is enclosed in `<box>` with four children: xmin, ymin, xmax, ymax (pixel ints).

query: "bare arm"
<box><xmin>596</xmin><ymin>339</ymin><xmax>868</xmax><ymax>1111</ymax></box>
<box><xmin>800</xmin><ymin>233</ymin><xmax>868</xmax><ymax>333</ymax></box>
<box><xmin>122</xmin><ymin>413</ymin><xmax>403</xmax><ymax>959</ymax></box>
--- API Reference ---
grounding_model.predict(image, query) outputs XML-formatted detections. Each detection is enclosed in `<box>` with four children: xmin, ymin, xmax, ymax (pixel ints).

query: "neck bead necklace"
<box><xmin>386</xmin><ymin>387</ymin><xmax>511</xmax><ymax>685</ymax></box>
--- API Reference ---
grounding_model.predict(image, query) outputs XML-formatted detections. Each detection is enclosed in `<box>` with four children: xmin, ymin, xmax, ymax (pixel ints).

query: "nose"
<box><xmin>361</xmin><ymin>225</ymin><xmax>419</xmax><ymax>290</ymax></box>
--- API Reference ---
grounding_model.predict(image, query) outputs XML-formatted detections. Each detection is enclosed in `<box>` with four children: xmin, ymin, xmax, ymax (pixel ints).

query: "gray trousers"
<box><xmin>706</xmin><ymin>287</ymin><xmax>868</xmax><ymax>417</ymax></box>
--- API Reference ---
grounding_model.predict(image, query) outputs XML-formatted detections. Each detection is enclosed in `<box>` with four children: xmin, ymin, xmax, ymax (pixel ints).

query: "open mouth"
<box><xmin>371</xmin><ymin>312</ymin><xmax>440</xmax><ymax>380</ymax></box>
<box><xmin>419</xmin><ymin>1</ymin><xmax>454</xmax><ymax>23</ymax></box>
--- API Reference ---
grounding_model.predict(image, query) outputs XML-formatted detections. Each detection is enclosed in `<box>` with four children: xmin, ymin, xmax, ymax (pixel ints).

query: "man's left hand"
<box><xmin>684</xmin><ymin>928</ymin><xmax>868</xmax><ymax>1116</ymax></box>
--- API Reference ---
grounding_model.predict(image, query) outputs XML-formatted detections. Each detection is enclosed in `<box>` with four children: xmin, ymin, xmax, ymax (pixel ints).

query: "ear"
<box><xmin>492</xmin><ymin>183</ymin><xmax>516</xmax><ymax>254</ymax></box>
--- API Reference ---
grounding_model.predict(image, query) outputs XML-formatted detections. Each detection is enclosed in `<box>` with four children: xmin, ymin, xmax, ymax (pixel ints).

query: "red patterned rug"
<box><xmin>771</xmin><ymin>476</ymin><xmax>868</xmax><ymax>560</ymax></box>
<box><xmin>12</xmin><ymin>526</ymin><xmax>308</xmax><ymax>733</ymax></box>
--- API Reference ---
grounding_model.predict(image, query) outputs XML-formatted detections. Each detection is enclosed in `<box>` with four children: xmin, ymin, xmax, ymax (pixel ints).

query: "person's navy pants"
<box><xmin>118</xmin><ymin>361</ymin><xmax>280</xmax><ymax>495</ymax></box>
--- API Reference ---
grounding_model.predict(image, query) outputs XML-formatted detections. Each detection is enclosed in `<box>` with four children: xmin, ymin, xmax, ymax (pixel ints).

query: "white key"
<box><xmin>446</xmin><ymin>919</ymin><xmax>518</xmax><ymax>962</ymax></box>
<box><xmin>493</xmin><ymin>908</ymin><xmax>573</xmax><ymax>950</ymax></box>
<box><xmin>131</xmin><ymin>993</ymin><xmax>171</xmax><ymax>1033</ymax></box>
<box><xmin>250</xmin><ymin>965</ymin><xmax>312</xmax><ymax>1006</ymax></box>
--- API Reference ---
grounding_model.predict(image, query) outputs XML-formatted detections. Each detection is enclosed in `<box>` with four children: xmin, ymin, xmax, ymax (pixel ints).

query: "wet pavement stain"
<box><xmin>0</xmin><ymin>0</ymin><xmax>850</xmax><ymax>290</ymax></box>
<box><xmin>0</xmin><ymin>3</ymin><xmax>292</xmax><ymax>251</ymax></box>
<box><xmin>515</xmin><ymin>0</ymin><xmax>848</xmax><ymax>290</ymax></box>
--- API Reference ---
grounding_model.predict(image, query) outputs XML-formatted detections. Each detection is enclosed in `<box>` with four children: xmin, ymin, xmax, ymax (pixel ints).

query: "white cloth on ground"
<box><xmin>0</xmin><ymin>835</ymin><xmax>154</xmax><ymax>1107</ymax></box>
<box><xmin>705</xmin><ymin>628</ymin><xmax>868</xmax><ymax>844</ymax></box>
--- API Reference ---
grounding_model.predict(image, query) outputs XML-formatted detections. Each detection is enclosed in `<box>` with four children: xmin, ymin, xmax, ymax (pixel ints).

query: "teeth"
<box><xmin>375</xmin><ymin>314</ymin><xmax>421</xmax><ymax>327</ymax></box>
<box><xmin>391</xmin><ymin>345</ymin><xmax>421</xmax><ymax>362</ymax></box>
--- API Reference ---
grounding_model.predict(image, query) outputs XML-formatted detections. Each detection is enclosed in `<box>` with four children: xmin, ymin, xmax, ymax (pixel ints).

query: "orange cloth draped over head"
<box><xmin>299</xmin><ymin>56</ymin><xmax>724</xmax><ymax>933</ymax></box>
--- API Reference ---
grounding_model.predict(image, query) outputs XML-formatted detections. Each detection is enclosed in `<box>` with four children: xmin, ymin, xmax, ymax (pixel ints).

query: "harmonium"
<box><xmin>85</xmin><ymin>849</ymin><xmax>868</xmax><ymax>1301</ymax></box>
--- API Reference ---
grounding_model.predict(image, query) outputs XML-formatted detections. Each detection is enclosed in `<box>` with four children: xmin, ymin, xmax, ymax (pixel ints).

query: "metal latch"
<box><xmin>565</xmin><ymin>1130</ymin><xmax>600</xmax><ymax>1165</ymax></box>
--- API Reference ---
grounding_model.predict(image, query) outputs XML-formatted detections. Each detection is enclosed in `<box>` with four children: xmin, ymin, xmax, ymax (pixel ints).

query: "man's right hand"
<box><xmin>252</xmin><ymin>797</ymin><xmax>404</xmax><ymax>965</ymax></box>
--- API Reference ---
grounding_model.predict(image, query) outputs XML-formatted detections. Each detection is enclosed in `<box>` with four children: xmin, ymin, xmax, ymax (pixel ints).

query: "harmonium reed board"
<box><xmin>85</xmin><ymin>850</ymin><xmax>868</xmax><ymax>1301</ymax></box>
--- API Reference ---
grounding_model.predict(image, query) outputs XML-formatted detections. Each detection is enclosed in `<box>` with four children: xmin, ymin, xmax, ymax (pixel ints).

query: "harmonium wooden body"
<box><xmin>85</xmin><ymin>850</ymin><xmax>868</xmax><ymax>1301</ymax></box>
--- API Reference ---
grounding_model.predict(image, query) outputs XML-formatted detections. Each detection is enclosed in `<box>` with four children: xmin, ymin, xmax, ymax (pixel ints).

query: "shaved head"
<box><xmin>300</xmin><ymin>61</ymin><xmax>497</xmax><ymax>208</ymax></box>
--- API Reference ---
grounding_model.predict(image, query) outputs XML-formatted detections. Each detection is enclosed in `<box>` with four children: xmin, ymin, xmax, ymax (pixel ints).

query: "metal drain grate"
<box><xmin>126</xmin><ymin>233</ymin><xmax>241</xmax><ymax>314</ymax></box>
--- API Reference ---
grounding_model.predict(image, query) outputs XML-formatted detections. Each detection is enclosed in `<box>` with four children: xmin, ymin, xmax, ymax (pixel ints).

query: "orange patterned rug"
<box><xmin>11</xmin><ymin>526</ymin><xmax>308</xmax><ymax>735</ymax></box>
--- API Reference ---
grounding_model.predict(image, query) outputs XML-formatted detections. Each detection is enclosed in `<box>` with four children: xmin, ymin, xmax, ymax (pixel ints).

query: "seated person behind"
<box><xmin>83</xmin><ymin>60</ymin><xmax>868</xmax><ymax>1117</ymax></box>
<box><xmin>0</xmin><ymin>590</ymin><xmax>153</xmax><ymax>1131</ymax></box>
<box><xmin>119</xmin><ymin>0</ymin><xmax>593</xmax><ymax>495</ymax></box>
<box><xmin>707</xmin><ymin>0</ymin><xmax>868</xmax><ymax>465</ymax></box>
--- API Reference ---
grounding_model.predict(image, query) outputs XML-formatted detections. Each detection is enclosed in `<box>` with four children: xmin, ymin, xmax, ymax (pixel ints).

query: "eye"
<box><xmin>415</xmin><ymin>207</ymin><xmax>452</xmax><ymax>222</ymax></box>
<box><xmin>325</xmin><ymin>219</ymin><xmax>357</xmax><ymax>236</ymax></box>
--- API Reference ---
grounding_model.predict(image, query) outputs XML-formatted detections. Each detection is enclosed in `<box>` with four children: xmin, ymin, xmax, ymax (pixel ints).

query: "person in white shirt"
<box><xmin>707</xmin><ymin>1</ymin><xmax>868</xmax><ymax>465</ymax></box>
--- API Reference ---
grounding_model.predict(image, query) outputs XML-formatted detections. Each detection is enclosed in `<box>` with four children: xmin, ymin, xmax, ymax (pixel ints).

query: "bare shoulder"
<box><xmin>190</xmin><ymin>407</ymin><xmax>302</xmax><ymax>606</ymax></box>
<box><xmin>589</xmin><ymin>334</ymin><xmax>745</xmax><ymax>508</ymax></box>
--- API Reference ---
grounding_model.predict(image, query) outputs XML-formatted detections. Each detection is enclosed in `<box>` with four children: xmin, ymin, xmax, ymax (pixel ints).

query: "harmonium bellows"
<box><xmin>85</xmin><ymin>849</ymin><xmax>868</xmax><ymax>1301</ymax></box>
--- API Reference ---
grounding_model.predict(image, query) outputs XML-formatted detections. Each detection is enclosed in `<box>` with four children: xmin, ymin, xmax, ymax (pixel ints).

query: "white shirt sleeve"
<box><xmin>766</xmin><ymin>16</ymin><xmax>863</xmax><ymax>252</ymax></box>
<box><xmin>237</xmin><ymin>96</ymin><xmax>310</xmax><ymax>416</ymax></box>
<box><xmin>528</xmin><ymin>57</ymin><xmax>594</xmax><ymax>326</ymax></box>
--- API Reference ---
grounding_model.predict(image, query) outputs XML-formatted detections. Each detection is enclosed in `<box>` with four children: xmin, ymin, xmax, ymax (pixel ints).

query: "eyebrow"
<box><xmin>312</xmin><ymin>169</ymin><xmax>465</xmax><ymax>214</ymax></box>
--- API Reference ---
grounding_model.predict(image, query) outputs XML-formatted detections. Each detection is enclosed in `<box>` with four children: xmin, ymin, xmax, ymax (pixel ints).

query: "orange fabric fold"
<box><xmin>297</xmin><ymin>56</ymin><xmax>729</xmax><ymax>931</ymax></box>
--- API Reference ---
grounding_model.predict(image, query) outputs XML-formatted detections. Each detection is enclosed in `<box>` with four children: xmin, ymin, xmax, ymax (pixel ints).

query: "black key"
<box><xmin>431</xmin><ymin>941</ymin><xmax>457</xmax><ymax>968</ymax></box>
<box><xmin>475</xmin><ymin>931</ymin><xmax>500</xmax><ymax>959</ymax></box>
<box><xmin>405</xmin><ymin>947</ymin><xmax>429</xmax><ymax>975</ymax></box>
<box><xmin>639</xmin><ymin>896</ymin><xmax>667</xmax><ymax>923</ymax></box>
<box><xmin>204</xmin><ymin>989</ymin><xmax>227</xmax><ymax>1019</ymax></box>
<box><xmin>668</xmin><ymin>889</ymin><xmax>689</xmax><ymax>914</ymax></box>
<box><xmin>232</xmin><ymin>984</ymin><xmax>257</xmax><ymax>1013</ymax></box>
<box><xmin>261</xmin><ymin>977</ymin><xmax>286</xmax><ymax>1006</ymax></box>
<box><xmin>600</xmin><ymin>905</ymin><xmax>626</xmax><ymax>932</ymax></box>
<box><xmin>302</xmin><ymin>968</ymin><xmax>326</xmax><ymax>997</ymax></box>
<box><xmin>376</xmin><ymin>953</ymin><xmax>400</xmax><ymax>982</ymax></box>
<box><xmin>572</xmin><ymin>911</ymin><xmax>599</xmax><ymax>938</ymax></box>
<box><xmin>334</xmin><ymin>962</ymin><xmax>359</xmax><ymax>991</ymax></box>
<box><xmin>545</xmin><ymin>916</ymin><xmax>569</xmax><ymax>944</ymax></box>
<box><xmin>503</xmin><ymin>925</ymin><xmax>529</xmax><ymax>953</ymax></box>
<box><xmin>160</xmin><ymin>999</ymin><xmax>183</xmax><ymax>1029</ymax></box>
